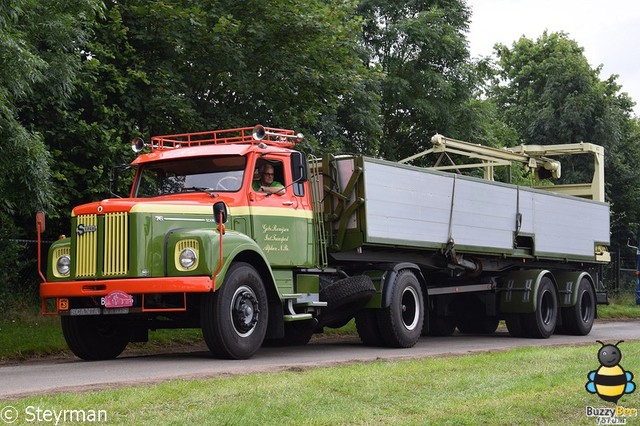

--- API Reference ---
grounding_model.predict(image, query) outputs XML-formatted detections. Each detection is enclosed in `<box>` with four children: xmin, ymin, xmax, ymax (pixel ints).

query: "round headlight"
<box><xmin>56</xmin><ymin>255</ymin><xmax>71</xmax><ymax>276</ymax></box>
<box><xmin>179</xmin><ymin>248</ymin><xmax>197</xmax><ymax>269</ymax></box>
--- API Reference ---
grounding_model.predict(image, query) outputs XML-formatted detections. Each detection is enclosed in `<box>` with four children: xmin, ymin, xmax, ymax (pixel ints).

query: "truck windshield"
<box><xmin>135</xmin><ymin>155</ymin><xmax>246</xmax><ymax>197</ymax></box>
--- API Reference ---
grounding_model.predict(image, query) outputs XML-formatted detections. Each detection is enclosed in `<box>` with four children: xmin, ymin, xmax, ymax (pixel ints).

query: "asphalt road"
<box><xmin>2</xmin><ymin>320</ymin><xmax>639</xmax><ymax>399</ymax></box>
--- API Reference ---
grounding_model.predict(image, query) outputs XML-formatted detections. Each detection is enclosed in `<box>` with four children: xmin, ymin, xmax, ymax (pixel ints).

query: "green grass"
<box><xmin>598</xmin><ymin>291</ymin><xmax>640</xmax><ymax>319</ymax></box>
<box><xmin>0</xmin><ymin>310</ymin><xmax>204</xmax><ymax>361</ymax></box>
<box><xmin>6</xmin><ymin>343</ymin><xmax>640</xmax><ymax>425</ymax></box>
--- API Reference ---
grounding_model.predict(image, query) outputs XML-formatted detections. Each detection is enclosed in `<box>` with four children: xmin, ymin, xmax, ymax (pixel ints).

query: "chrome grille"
<box><xmin>104</xmin><ymin>212</ymin><xmax>128</xmax><ymax>276</ymax></box>
<box><xmin>75</xmin><ymin>214</ymin><xmax>97</xmax><ymax>278</ymax></box>
<box><xmin>74</xmin><ymin>212</ymin><xmax>129</xmax><ymax>278</ymax></box>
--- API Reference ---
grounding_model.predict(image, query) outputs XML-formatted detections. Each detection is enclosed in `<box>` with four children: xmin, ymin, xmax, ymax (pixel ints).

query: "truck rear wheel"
<box><xmin>561</xmin><ymin>277</ymin><xmax>595</xmax><ymax>335</ymax></box>
<box><xmin>521</xmin><ymin>277</ymin><xmax>558</xmax><ymax>338</ymax></box>
<box><xmin>61</xmin><ymin>315</ymin><xmax>130</xmax><ymax>360</ymax></box>
<box><xmin>377</xmin><ymin>270</ymin><xmax>424</xmax><ymax>348</ymax></box>
<box><xmin>201</xmin><ymin>262</ymin><xmax>268</xmax><ymax>359</ymax></box>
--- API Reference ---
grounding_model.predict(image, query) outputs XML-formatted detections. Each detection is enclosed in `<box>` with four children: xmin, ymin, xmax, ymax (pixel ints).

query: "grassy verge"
<box><xmin>7</xmin><ymin>343</ymin><xmax>640</xmax><ymax>425</ymax></box>
<box><xmin>0</xmin><ymin>310</ymin><xmax>204</xmax><ymax>361</ymax></box>
<box><xmin>598</xmin><ymin>291</ymin><xmax>640</xmax><ymax>318</ymax></box>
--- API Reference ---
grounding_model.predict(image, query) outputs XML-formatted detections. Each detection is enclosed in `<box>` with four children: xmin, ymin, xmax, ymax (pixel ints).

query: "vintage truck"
<box><xmin>37</xmin><ymin>125</ymin><xmax>610</xmax><ymax>360</ymax></box>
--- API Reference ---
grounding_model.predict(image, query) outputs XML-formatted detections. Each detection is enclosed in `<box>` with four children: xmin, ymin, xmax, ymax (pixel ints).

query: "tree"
<box><xmin>490</xmin><ymin>31</ymin><xmax>640</xmax><ymax>248</ymax></box>
<box><xmin>0</xmin><ymin>0</ymin><xmax>101</xmax><ymax>299</ymax></box>
<box><xmin>105</xmin><ymin>0</ymin><xmax>381</xmax><ymax>151</ymax></box>
<box><xmin>0</xmin><ymin>0</ymin><xmax>100</xmax><ymax>217</ymax></box>
<box><xmin>357</xmin><ymin>0</ymin><xmax>475</xmax><ymax>161</ymax></box>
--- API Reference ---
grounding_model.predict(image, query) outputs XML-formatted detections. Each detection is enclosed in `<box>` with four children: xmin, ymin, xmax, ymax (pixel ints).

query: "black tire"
<box><xmin>61</xmin><ymin>315</ymin><xmax>130</xmax><ymax>361</ymax></box>
<box><xmin>505</xmin><ymin>314</ymin><xmax>526</xmax><ymax>337</ymax></box>
<box><xmin>201</xmin><ymin>262</ymin><xmax>268</xmax><ymax>359</ymax></box>
<box><xmin>457</xmin><ymin>317</ymin><xmax>499</xmax><ymax>334</ymax></box>
<box><xmin>377</xmin><ymin>270</ymin><xmax>424</xmax><ymax>347</ymax></box>
<box><xmin>561</xmin><ymin>277</ymin><xmax>596</xmax><ymax>335</ymax></box>
<box><xmin>355</xmin><ymin>308</ymin><xmax>385</xmax><ymax>346</ymax></box>
<box><xmin>521</xmin><ymin>277</ymin><xmax>558</xmax><ymax>338</ymax></box>
<box><xmin>319</xmin><ymin>275</ymin><xmax>375</xmax><ymax>328</ymax></box>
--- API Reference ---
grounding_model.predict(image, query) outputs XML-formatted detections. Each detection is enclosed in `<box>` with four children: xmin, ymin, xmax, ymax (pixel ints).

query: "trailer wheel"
<box><xmin>377</xmin><ymin>270</ymin><xmax>424</xmax><ymax>347</ymax></box>
<box><xmin>319</xmin><ymin>275</ymin><xmax>375</xmax><ymax>328</ymax></box>
<box><xmin>521</xmin><ymin>277</ymin><xmax>558</xmax><ymax>338</ymax></box>
<box><xmin>561</xmin><ymin>277</ymin><xmax>595</xmax><ymax>335</ymax></box>
<box><xmin>61</xmin><ymin>315</ymin><xmax>130</xmax><ymax>360</ymax></box>
<box><xmin>201</xmin><ymin>262</ymin><xmax>268</xmax><ymax>359</ymax></box>
<box><xmin>457</xmin><ymin>317</ymin><xmax>499</xmax><ymax>334</ymax></box>
<box><xmin>355</xmin><ymin>309</ymin><xmax>385</xmax><ymax>346</ymax></box>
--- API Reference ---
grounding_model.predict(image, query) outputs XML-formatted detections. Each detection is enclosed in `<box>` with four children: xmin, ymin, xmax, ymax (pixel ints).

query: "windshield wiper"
<box><xmin>180</xmin><ymin>186</ymin><xmax>213</xmax><ymax>192</ymax></box>
<box><xmin>178</xmin><ymin>186</ymin><xmax>218</xmax><ymax>197</ymax></box>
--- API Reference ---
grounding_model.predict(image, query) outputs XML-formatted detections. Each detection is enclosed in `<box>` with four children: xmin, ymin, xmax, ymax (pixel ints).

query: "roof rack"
<box><xmin>146</xmin><ymin>125</ymin><xmax>302</xmax><ymax>151</ymax></box>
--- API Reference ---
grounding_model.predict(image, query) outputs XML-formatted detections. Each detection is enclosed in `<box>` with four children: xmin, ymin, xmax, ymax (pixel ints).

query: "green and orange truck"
<box><xmin>37</xmin><ymin>125</ymin><xmax>610</xmax><ymax>360</ymax></box>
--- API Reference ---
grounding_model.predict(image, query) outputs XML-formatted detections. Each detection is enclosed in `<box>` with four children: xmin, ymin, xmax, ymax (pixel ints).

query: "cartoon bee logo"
<box><xmin>586</xmin><ymin>340</ymin><xmax>636</xmax><ymax>403</ymax></box>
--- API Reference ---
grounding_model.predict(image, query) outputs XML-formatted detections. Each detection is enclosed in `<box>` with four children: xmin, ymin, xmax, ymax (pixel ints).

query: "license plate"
<box><xmin>102</xmin><ymin>291</ymin><xmax>134</xmax><ymax>308</ymax></box>
<box><xmin>70</xmin><ymin>308</ymin><xmax>101</xmax><ymax>316</ymax></box>
<box><xmin>103</xmin><ymin>308</ymin><xmax>129</xmax><ymax>315</ymax></box>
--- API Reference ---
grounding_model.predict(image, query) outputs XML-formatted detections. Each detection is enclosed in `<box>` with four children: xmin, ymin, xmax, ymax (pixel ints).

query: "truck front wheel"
<box><xmin>201</xmin><ymin>262</ymin><xmax>268</xmax><ymax>359</ymax></box>
<box><xmin>61</xmin><ymin>315</ymin><xmax>130</xmax><ymax>360</ymax></box>
<box><xmin>377</xmin><ymin>270</ymin><xmax>424</xmax><ymax>348</ymax></box>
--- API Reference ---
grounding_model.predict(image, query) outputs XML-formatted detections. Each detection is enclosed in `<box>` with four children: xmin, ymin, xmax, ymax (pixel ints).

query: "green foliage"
<box><xmin>0</xmin><ymin>0</ymin><xmax>103</xmax><ymax>295</ymax></box>
<box><xmin>358</xmin><ymin>0</ymin><xmax>476</xmax><ymax>160</ymax></box>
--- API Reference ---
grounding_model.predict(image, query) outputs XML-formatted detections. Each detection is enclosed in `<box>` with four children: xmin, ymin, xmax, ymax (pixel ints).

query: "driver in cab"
<box><xmin>253</xmin><ymin>164</ymin><xmax>285</xmax><ymax>196</ymax></box>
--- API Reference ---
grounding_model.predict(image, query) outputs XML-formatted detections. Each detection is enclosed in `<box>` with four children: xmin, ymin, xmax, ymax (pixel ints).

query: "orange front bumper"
<box><xmin>40</xmin><ymin>276</ymin><xmax>214</xmax><ymax>298</ymax></box>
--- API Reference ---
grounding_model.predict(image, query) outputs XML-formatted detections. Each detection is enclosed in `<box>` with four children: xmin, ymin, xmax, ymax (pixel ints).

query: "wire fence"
<box><xmin>603</xmin><ymin>250</ymin><xmax>639</xmax><ymax>295</ymax></box>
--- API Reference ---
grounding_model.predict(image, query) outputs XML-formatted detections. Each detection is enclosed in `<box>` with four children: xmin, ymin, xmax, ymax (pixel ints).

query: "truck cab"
<box><xmin>40</xmin><ymin>126</ymin><xmax>338</xmax><ymax>361</ymax></box>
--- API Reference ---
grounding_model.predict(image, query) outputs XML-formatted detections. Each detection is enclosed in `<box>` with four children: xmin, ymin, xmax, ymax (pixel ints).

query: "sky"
<box><xmin>465</xmin><ymin>0</ymin><xmax>640</xmax><ymax>115</ymax></box>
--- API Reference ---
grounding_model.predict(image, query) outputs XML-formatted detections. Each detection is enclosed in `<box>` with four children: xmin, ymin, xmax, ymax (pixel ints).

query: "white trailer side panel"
<box><xmin>362</xmin><ymin>158</ymin><xmax>609</xmax><ymax>260</ymax></box>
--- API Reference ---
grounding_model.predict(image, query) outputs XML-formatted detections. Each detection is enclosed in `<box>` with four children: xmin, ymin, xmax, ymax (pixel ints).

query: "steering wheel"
<box><xmin>215</xmin><ymin>176</ymin><xmax>239</xmax><ymax>191</ymax></box>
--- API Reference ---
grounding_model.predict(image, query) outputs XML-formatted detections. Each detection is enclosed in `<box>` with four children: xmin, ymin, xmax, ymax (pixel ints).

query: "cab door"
<box><xmin>247</xmin><ymin>152</ymin><xmax>314</xmax><ymax>267</ymax></box>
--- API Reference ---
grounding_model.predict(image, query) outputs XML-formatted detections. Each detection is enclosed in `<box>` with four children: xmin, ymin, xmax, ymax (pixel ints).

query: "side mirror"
<box><xmin>213</xmin><ymin>202</ymin><xmax>228</xmax><ymax>224</ymax></box>
<box><xmin>36</xmin><ymin>211</ymin><xmax>46</xmax><ymax>234</ymax></box>
<box><xmin>291</xmin><ymin>151</ymin><xmax>308</xmax><ymax>183</ymax></box>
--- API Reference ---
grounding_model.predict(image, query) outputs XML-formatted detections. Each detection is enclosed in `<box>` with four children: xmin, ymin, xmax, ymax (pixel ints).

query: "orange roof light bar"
<box><xmin>145</xmin><ymin>125</ymin><xmax>303</xmax><ymax>152</ymax></box>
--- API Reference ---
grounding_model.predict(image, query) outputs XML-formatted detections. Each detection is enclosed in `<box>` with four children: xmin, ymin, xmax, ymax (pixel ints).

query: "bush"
<box><xmin>0</xmin><ymin>212</ymin><xmax>41</xmax><ymax>318</ymax></box>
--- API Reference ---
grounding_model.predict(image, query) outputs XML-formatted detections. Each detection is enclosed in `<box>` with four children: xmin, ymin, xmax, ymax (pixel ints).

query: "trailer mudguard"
<box><xmin>552</xmin><ymin>271</ymin><xmax>594</xmax><ymax>308</ymax></box>
<box><xmin>499</xmin><ymin>269</ymin><xmax>555</xmax><ymax>314</ymax></box>
<box><xmin>380</xmin><ymin>263</ymin><xmax>426</xmax><ymax>309</ymax></box>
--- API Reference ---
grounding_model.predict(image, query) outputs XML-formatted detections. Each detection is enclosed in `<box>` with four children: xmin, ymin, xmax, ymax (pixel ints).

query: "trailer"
<box><xmin>37</xmin><ymin>125</ymin><xmax>610</xmax><ymax>360</ymax></box>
